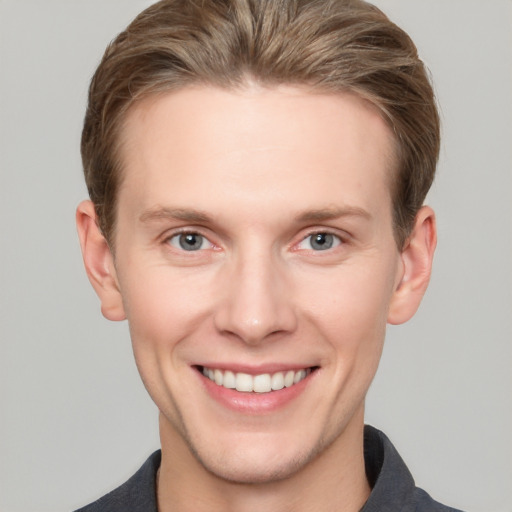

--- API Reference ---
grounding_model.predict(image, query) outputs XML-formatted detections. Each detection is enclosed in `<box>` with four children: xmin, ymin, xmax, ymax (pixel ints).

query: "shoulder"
<box><xmin>413</xmin><ymin>488</ymin><xmax>465</xmax><ymax>512</ymax></box>
<box><xmin>74</xmin><ymin>451</ymin><xmax>161</xmax><ymax>512</ymax></box>
<box><xmin>362</xmin><ymin>426</ymin><xmax>465</xmax><ymax>512</ymax></box>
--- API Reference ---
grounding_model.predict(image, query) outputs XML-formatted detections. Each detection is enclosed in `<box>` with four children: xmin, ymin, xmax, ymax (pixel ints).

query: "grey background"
<box><xmin>1</xmin><ymin>1</ymin><xmax>510</xmax><ymax>511</ymax></box>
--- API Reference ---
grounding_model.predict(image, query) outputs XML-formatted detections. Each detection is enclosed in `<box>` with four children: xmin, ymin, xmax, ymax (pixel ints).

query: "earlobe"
<box><xmin>76</xmin><ymin>200</ymin><xmax>126</xmax><ymax>321</ymax></box>
<box><xmin>387</xmin><ymin>206</ymin><xmax>437</xmax><ymax>325</ymax></box>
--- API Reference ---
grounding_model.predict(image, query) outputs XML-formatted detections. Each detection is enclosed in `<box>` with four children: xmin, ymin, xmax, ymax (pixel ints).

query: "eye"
<box><xmin>298</xmin><ymin>232</ymin><xmax>342</xmax><ymax>251</ymax></box>
<box><xmin>168</xmin><ymin>232</ymin><xmax>212</xmax><ymax>251</ymax></box>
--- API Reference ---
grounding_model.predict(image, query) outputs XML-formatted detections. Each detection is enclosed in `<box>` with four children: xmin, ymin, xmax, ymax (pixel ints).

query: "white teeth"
<box><xmin>223</xmin><ymin>370</ymin><xmax>236</xmax><ymax>389</ymax></box>
<box><xmin>294</xmin><ymin>369</ymin><xmax>306</xmax><ymax>384</ymax></box>
<box><xmin>271</xmin><ymin>372</ymin><xmax>284</xmax><ymax>391</ymax></box>
<box><xmin>214</xmin><ymin>369</ymin><xmax>223</xmax><ymax>386</ymax></box>
<box><xmin>235</xmin><ymin>372</ymin><xmax>253</xmax><ymax>392</ymax></box>
<box><xmin>253</xmin><ymin>374</ymin><xmax>271</xmax><ymax>393</ymax></box>
<box><xmin>202</xmin><ymin>366</ymin><xmax>311</xmax><ymax>393</ymax></box>
<box><xmin>284</xmin><ymin>370</ymin><xmax>295</xmax><ymax>387</ymax></box>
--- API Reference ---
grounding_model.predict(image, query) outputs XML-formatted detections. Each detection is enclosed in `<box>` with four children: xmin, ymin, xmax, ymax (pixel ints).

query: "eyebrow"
<box><xmin>139</xmin><ymin>205</ymin><xmax>371</xmax><ymax>225</ymax></box>
<box><xmin>139</xmin><ymin>207</ymin><xmax>212</xmax><ymax>224</ymax></box>
<box><xmin>294</xmin><ymin>206</ymin><xmax>372</xmax><ymax>223</ymax></box>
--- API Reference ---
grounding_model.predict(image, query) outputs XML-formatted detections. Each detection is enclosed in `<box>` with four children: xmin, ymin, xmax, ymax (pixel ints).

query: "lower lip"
<box><xmin>198</xmin><ymin>369</ymin><xmax>315</xmax><ymax>414</ymax></box>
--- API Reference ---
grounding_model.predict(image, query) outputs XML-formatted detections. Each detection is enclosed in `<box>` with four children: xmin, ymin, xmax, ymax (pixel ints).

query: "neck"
<box><xmin>156</xmin><ymin>409</ymin><xmax>370</xmax><ymax>512</ymax></box>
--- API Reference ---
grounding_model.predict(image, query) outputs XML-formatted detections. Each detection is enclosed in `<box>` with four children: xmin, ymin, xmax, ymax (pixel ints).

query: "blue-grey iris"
<box><xmin>179</xmin><ymin>233</ymin><xmax>204</xmax><ymax>251</ymax></box>
<box><xmin>310</xmin><ymin>233</ymin><xmax>334</xmax><ymax>250</ymax></box>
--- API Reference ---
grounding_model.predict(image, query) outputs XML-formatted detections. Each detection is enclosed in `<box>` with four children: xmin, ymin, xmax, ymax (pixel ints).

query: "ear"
<box><xmin>387</xmin><ymin>206</ymin><xmax>437</xmax><ymax>325</ymax></box>
<box><xmin>76</xmin><ymin>200</ymin><xmax>126</xmax><ymax>321</ymax></box>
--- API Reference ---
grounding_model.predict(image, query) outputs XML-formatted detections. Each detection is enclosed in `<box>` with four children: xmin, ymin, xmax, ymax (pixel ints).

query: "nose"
<box><xmin>213</xmin><ymin>249</ymin><xmax>297</xmax><ymax>345</ymax></box>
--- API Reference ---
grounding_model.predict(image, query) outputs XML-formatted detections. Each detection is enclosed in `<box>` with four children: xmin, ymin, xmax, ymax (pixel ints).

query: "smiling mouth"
<box><xmin>199</xmin><ymin>366</ymin><xmax>317</xmax><ymax>393</ymax></box>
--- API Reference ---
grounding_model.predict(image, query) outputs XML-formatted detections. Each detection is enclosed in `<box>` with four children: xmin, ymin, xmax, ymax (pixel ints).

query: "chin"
<box><xmin>200</xmin><ymin>450</ymin><xmax>312</xmax><ymax>485</ymax></box>
<box><xmin>185</xmin><ymin>429</ymin><xmax>327</xmax><ymax>485</ymax></box>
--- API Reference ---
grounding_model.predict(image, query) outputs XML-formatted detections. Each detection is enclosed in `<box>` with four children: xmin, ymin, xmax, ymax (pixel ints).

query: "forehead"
<box><xmin>117</xmin><ymin>85</ymin><xmax>396</xmax><ymax>222</ymax></box>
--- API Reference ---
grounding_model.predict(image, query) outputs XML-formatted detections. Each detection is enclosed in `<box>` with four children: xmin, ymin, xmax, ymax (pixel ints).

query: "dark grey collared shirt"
<box><xmin>75</xmin><ymin>426</ymin><xmax>464</xmax><ymax>512</ymax></box>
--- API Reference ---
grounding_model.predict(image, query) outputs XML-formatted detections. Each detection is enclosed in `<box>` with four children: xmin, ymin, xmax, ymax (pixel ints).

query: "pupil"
<box><xmin>312</xmin><ymin>233</ymin><xmax>333</xmax><ymax>250</ymax></box>
<box><xmin>179</xmin><ymin>233</ymin><xmax>202</xmax><ymax>251</ymax></box>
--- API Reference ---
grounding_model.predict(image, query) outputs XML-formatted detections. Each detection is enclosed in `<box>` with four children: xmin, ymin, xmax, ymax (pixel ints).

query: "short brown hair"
<box><xmin>81</xmin><ymin>0</ymin><xmax>440</xmax><ymax>248</ymax></box>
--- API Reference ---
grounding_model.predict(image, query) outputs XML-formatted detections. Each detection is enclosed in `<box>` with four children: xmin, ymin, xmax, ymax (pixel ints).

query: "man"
<box><xmin>75</xmin><ymin>0</ymin><xmax>463</xmax><ymax>510</ymax></box>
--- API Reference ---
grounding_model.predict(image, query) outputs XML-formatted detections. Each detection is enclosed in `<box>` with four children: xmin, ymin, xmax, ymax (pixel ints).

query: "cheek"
<box><xmin>298</xmin><ymin>262</ymin><xmax>395</xmax><ymax>339</ymax></box>
<box><xmin>117</xmin><ymin>264</ymin><xmax>215</xmax><ymax>349</ymax></box>
<box><xmin>118</xmin><ymin>266</ymin><xmax>217</xmax><ymax>407</ymax></box>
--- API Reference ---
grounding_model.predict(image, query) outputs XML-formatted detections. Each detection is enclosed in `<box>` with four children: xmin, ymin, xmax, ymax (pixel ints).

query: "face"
<box><xmin>84</xmin><ymin>85</ymin><xmax>421</xmax><ymax>483</ymax></box>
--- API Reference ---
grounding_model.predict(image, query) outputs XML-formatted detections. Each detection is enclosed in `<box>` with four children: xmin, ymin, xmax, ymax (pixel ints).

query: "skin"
<box><xmin>77</xmin><ymin>84</ymin><xmax>436</xmax><ymax>512</ymax></box>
